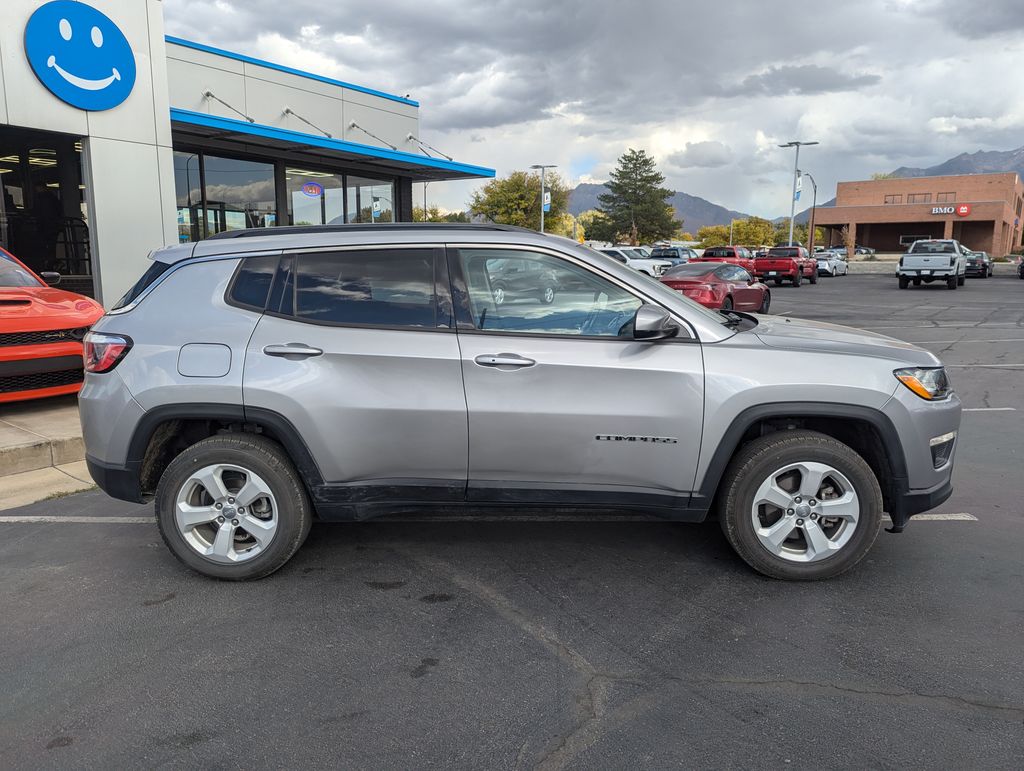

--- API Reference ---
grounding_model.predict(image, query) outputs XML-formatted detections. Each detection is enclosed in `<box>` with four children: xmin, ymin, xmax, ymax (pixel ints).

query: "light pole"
<box><xmin>779</xmin><ymin>141</ymin><xmax>818</xmax><ymax>245</ymax></box>
<box><xmin>530</xmin><ymin>164</ymin><xmax>557</xmax><ymax>233</ymax></box>
<box><xmin>802</xmin><ymin>171</ymin><xmax>818</xmax><ymax>251</ymax></box>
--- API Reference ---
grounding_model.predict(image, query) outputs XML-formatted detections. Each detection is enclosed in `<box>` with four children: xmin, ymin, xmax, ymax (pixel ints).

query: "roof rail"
<box><xmin>205</xmin><ymin>223</ymin><xmax>538</xmax><ymax>240</ymax></box>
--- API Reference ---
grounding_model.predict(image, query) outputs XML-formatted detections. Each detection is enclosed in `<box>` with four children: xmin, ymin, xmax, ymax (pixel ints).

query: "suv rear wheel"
<box><xmin>155</xmin><ymin>434</ymin><xmax>313</xmax><ymax>580</ymax></box>
<box><xmin>717</xmin><ymin>430</ymin><xmax>882</xmax><ymax>580</ymax></box>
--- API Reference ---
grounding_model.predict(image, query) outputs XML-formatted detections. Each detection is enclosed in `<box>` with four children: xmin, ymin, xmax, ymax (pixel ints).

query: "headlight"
<box><xmin>894</xmin><ymin>367</ymin><xmax>951</xmax><ymax>400</ymax></box>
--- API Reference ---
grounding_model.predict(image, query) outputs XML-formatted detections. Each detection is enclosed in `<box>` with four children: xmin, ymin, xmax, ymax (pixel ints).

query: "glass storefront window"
<box><xmin>286</xmin><ymin>168</ymin><xmax>345</xmax><ymax>225</ymax></box>
<box><xmin>173</xmin><ymin>151</ymin><xmax>203</xmax><ymax>242</ymax></box>
<box><xmin>202</xmin><ymin>155</ymin><xmax>276</xmax><ymax>236</ymax></box>
<box><xmin>346</xmin><ymin>176</ymin><xmax>394</xmax><ymax>223</ymax></box>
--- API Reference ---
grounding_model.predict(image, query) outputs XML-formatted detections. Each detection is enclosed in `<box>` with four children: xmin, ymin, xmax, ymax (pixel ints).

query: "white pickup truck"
<box><xmin>898</xmin><ymin>239</ymin><xmax>967</xmax><ymax>290</ymax></box>
<box><xmin>598</xmin><ymin>247</ymin><xmax>673</xmax><ymax>277</ymax></box>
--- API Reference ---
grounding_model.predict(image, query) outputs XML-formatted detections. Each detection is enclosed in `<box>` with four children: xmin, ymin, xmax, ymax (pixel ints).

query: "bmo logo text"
<box><xmin>932</xmin><ymin>204</ymin><xmax>972</xmax><ymax>217</ymax></box>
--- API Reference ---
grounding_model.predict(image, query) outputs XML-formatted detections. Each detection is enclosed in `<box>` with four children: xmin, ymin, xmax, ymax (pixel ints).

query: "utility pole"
<box><xmin>779</xmin><ymin>141</ymin><xmax>818</xmax><ymax>245</ymax></box>
<box><xmin>530</xmin><ymin>164</ymin><xmax>557</xmax><ymax>233</ymax></box>
<box><xmin>803</xmin><ymin>171</ymin><xmax>818</xmax><ymax>252</ymax></box>
<box><xmin>729</xmin><ymin>219</ymin><xmax>735</xmax><ymax>246</ymax></box>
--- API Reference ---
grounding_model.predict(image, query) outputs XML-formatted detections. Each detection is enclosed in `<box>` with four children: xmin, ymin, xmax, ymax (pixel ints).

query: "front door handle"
<box><xmin>263</xmin><ymin>343</ymin><xmax>324</xmax><ymax>358</ymax></box>
<box><xmin>474</xmin><ymin>353</ymin><xmax>536</xmax><ymax>368</ymax></box>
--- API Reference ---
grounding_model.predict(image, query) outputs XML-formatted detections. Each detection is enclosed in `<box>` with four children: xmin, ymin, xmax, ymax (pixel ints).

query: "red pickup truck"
<box><xmin>754</xmin><ymin>246</ymin><xmax>818</xmax><ymax>287</ymax></box>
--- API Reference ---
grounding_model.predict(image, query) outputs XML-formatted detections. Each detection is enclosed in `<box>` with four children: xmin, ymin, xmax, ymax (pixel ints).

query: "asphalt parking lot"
<box><xmin>2</xmin><ymin>272</ymin><xmax>1022</xmax><ymax>769</ymax></box>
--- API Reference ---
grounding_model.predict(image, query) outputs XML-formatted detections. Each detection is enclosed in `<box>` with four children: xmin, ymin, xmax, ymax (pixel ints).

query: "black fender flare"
<box><xmin>691</xmin><ymin>402</ymin><xmax>909</xmax><ymax>514</ymax></box>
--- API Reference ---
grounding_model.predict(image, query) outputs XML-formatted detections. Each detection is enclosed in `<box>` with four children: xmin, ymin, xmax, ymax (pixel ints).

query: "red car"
<box><xmin>0</xmin><ymin>247</ymin><xmax>104</xmax><ymax>404</ymax></box>
<box><xmin>660</xmin><ymin>261</ymin><xmax>771</xmax><ymax>313</ymax></box>
<box><xmin>691</xmin><ymin>245</ymin><xmax>758</xmax><ymax>274</ymax></box>
<box><xmin>754</xmin><ymin>246</ymin><xmax>818</xmax><ymax>287</ymax></box>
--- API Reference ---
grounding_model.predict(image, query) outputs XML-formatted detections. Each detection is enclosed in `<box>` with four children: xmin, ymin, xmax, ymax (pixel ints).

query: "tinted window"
<box><xmin>703</xmin><ymin>247</ymin><xmax>733</xmax><ymax>257</ymax></box>
<box><xmin>111</xmin><ymin>259</ymin><xmax>171</xmax><ymax>309</ymax></box>
<box><xmin>455</xmin><ymin>248</ymin><xmax>642</xmax><ymax>337</ymax></box>
<box><xmin>229</xmin><ymin>254</ymin><xmax>279</xmax><ymax>310</ymax></box>
<box><xmin>768</xmin><ymin>248</ymin><xmax>800</xmax><ymax>258</ymax></box>
<box><xmin>651</xmin><ymin>248</ymin><xmax>678</xmax><ymax>257</ymax></box>
<box><xmin>908</xmin><ymin>241</ymin><xmax>955</xmax><ymax>254</ymax></box>
<box><xmin>292</xmin><ymin>249</ymin><xmax>435</xmax><ymax>327</ymax></box>
<box><xmin>664</xmin><ymin>263</ymin><xmax>715</xmax><ymax>277</ymax></box>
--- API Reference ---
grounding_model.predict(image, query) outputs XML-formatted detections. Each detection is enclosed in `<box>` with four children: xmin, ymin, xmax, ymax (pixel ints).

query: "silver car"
<box><xmin>80</xmin><ymin>224</ymin><xmax>961</xmax><ymax>581</ymax></box>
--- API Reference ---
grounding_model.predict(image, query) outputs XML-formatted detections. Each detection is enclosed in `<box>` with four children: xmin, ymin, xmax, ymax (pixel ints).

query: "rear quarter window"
<box><xmin>111</xmin><ymin>260</ymin><xmax>172</xmax><ymax>310</ymax></box>
<box><xmin>228</xmin><ymin>254</ymin><xmax>281</xmax><ymax>310</ymax></box>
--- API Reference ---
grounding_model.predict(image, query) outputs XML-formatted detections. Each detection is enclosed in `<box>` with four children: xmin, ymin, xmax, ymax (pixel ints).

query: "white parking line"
<box><xmin>963</xmin><ymin>407</ymin><xmax>1017</xmax><ymax>412</ymax></box>
<box><xmin>0</xmin><ymin>516</ymin><xmax>156</xmax><ymax>524</ymax></box>
<box><xmin>901</xmin><ymin>513</ymin><xmax>977</xmax><ymax>522</ymax></box>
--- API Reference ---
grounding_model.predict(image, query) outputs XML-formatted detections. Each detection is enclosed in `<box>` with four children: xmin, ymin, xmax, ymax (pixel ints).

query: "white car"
<box><xmin>898</xmin><ymin>239</ymin><xmax>967</xmax><ymax>290</ymax></box>
<box><xmin>816</xmin><ymin>252</ymin><xmax>849</xmax><ymax>276</ymax></box>
<box><xmin>599</xmin><ymin>247</ymin><xmax>672</xmax><ymax>277</ymax></box>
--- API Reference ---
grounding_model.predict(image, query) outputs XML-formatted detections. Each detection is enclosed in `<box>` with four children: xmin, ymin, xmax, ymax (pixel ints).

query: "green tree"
<box><xmin>577</xmin><ymin>209</ymin><xmax>616</xmax><ymax>242</ymax></box>
<box><xmin>870</xmin><ymin>171</ymin><xmax>897</xmax><ymax>180</ymax></box>
<box><xmin>680</xmin><ymin>232</ymin><xmax>695</xmax><ymax>241</ymax></box>
<box><xmin>772</xmin><ymin>219</ymin><xmax>823</xmax><ymax>245</ymax></box>
<box><xmin>730</xmin><ymin>216</ymin><xmax>774</xmax><ymax>246</ymax></box>
<box><xmin>468</xmin><ymin>170</ymin><xmax>569</xmax><ymax>231</ymax></box>
<box><xmin>697</xmin><ymin>225</ymin><xmax>729</xmax><ymax>247</ymax></box>
<box><xmin>597</xmin><ymin>148</ymin><xmax>680</xmax><ymax>244</ymax></box>
<box><xmin>413</xmin><ymin>205</ymin><xmax>443</xmax><ymax>222</ymax></box>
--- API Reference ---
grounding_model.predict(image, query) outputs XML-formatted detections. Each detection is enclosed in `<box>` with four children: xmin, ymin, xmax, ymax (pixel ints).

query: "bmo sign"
<box><xmin>932</xmin><ymin>204</ymin><xmax>972</xmax><ymax>217</ymax></box>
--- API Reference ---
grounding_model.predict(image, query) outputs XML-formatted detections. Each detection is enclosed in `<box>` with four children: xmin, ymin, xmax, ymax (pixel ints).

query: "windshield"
<box><xmin>664</xmin><ymin>263</ymin><xmax>716</xmax><ymax>277</ymax></box>
<box><xmin>625</xmin><ymin>249</ymin><xmax>647</xmax><ymax>259</ymax></box>
<box><xmin>909</xmin><ymin>241</ymin><xmax>955</xmax><ymax>254</ymax></box>
<box><xmin>0</xmin><ymin>249</ymin><xmax>43</xmax><ymax>288</ymax></box>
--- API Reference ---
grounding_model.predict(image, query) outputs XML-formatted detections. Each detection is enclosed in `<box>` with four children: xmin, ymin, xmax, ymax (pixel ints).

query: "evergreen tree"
<box><xmin>597</xmin><ymin>149</ymin><xmax>680</xmax><ymax>244</ymax></box>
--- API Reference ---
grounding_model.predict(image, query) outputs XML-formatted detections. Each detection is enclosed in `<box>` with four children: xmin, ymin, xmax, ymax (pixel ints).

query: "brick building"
<box><xmin>813</xmin><ymin>172</ymin><xmax>1024</xmax><ymax>255</ymax></box>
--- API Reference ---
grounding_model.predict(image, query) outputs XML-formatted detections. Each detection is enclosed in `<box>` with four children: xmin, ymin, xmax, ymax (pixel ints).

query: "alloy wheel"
<box><xmin>750</xmin><ymin>461</ymin><xmax>860</xmax><ymax>563</ymax></box>
<box><xmin>174</xmin><ymin>463</ymin><xmax>279</xmax><ymax>564</ymax></box>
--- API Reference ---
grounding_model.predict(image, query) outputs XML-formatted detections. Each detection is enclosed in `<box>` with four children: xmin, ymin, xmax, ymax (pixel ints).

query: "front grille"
<box><xmin>0</xmin><ymin>327</ymin><xmax>89</xmax><ymax>348</ymax></box>
<box><xmin>0</xmin><ymin>367</ymin><xmax>84</xmax><ymax>394</ymax></box>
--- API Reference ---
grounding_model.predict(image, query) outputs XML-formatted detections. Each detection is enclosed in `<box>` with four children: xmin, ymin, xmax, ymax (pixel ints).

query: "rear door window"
<box><xmin>290</xmin><ymin>248</ymin><xmax>438</xmax><ymax>328</ymax></box>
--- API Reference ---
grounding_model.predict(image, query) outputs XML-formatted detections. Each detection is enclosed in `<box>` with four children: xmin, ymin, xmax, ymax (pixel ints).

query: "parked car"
<box><xmin>963</xmin><ymin>250</ymin><xmax>993</xmax><ymax>278</ymax></box>
<box><xmin>1018</xmin><ymin>257</ymin><xmax>1024</xmax><ymax>279</ymax></box>
<box><xmin>691</xmin><ymin>245</ymin><xmax>757</xmax><ymax>274</ymax></box>
<box><xmin>755</xmin><ymin>246</ymin><xmax>818</xmax><ymax>286</ymax></box>
<box><xmin>816</xmin><ymin>251</ymin><xmax>849</xmax><ymax>277</ymax></box>
<box><xmin>0</xmin><ymin>247</ymin><xmax>104</xmax><ymax>404</ymax></box>
<box><xmin>599</xmin><ymin>247</ymin><xmax>672</xmax><ymax>277</ymax></box>
<box><xmin>486</xmin><ymin>257</ymin><xmax>559</xmax><ymax>305</ymax></box>
<box><xmin>650</xmin><ymin>246</ymin><xmax>698</xmax><ymax>265</ymax></box>
<box><xmin>853</xmin><ymin>245</ymin><xmax>875</xmax><ymax>255</ymax></box>
<box><xmin>660</xmin><ymin>262</ymin><xmax>770</xmax><ymax>313</ymax></box>
<box><xmin>80</xmin><ymin>223</ymin><xmax>961</xmax><ymax>582</ymax></box>
<box><xmin>898</xmin><ymin>240</ymin><xmax>967</xmax><ymax>290</ymax></box>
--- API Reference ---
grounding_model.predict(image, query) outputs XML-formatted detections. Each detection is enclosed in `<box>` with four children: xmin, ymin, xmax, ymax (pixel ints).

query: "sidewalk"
<box><xmin>0</xmin><ymin>395</ymin><xmax>93</xmax><ymax>511</ymax></box>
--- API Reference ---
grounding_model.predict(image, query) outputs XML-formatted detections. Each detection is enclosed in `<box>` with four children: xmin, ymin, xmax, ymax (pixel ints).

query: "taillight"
<box><xmin>949</xmin><ymin>256</ymin><xmax>955</xmax><ymax>266</ymax></box>
<box><xmin>84</xmin><ymin>332</ymin><xmax>133</xmax><ymax>373</ymax></box>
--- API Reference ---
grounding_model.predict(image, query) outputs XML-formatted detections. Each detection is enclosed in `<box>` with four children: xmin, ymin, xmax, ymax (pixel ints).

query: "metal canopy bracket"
<box><xmin>202</xmin><ymin>90</ymin><xmax>255</xmax><ymax>123</ymax></box>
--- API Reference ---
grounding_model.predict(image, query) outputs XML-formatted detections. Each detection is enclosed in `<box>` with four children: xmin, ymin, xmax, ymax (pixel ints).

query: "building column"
<box><xmin>943</xmin><ymin>219</ymin><xmax>953</xmax><ymax>239</ymax></box>
<box><xmin>396</xmin><ymin>177</ymin><xmax>414</xmax><ymax>222</ymax></box>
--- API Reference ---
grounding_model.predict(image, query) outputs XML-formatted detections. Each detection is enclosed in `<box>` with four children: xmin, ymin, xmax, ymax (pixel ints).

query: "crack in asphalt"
<box><xmin>708</xmin><ymin>678</ymin><xmax>1024</xmax><ymax>719</ymax></box>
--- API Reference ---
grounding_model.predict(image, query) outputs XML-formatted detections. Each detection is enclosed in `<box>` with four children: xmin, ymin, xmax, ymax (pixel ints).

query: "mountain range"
<box><xmin>569</xmin><ymin>145</ymin><xmax>1024</xmax><ymax>230</ymax></box>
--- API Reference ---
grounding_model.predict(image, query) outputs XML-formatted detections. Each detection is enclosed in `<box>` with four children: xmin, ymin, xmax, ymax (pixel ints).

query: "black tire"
<box><xmin>809</xmin><ymin>269</ymin><xmax>818</xmax><ymax>285</ymax></box>
<box><xmin>722</xmin><ymin>296</ymin><xmax>734</xmax><ymax>310</ymax></box>
<box><xmin>947</xmin><ymin>277</ymin><xmax>957</xmax><ymax>290</ymax></box>
<box><xmin>773</xmin><ymin>278</ymin><xmax>783</xmax><ymax>286</ymax></box>
<box><xmin>957</xmin><ymin>274</ymin><xmax>966</xmax><ymax>286</ymax></box>
<box><xmin>539</xmin><ymin>284</ymin><xmax>556</xmax><ymax>304</ymax></box>
<box><xmin>155</xmin><ymin>434</ymin><xmax>313</xmax><ymax>580</ymax></box>
<box><xmin>759</xmin><ymin>291</ymin><xmax>771</xmax><ymax>314</ymax></box>
<box><xmin>492</xmin><ymin>283</ymin><xmax>507</xmax><ymax>305</ymax></box>
<box><xmin>792</xmin><ymin>272</ymin><xmax>802</xmax><ymax>287</ymax></box>
<box><xmin>717</xmin><ymin>430</ymin><xmax>883</xmax><ymax>580</ymax></box>
<box><xmin>898</xmin><ymin>276</ymin><xmax>909</xmax><ymax>289</ymax></box>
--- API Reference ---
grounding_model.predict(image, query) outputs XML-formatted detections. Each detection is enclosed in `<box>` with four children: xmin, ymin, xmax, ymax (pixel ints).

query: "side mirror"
<box><xmin>632</xmin><ymin>304</ymin><xmax>679</xmax><ymax>341</ymax></box>
<box><xmin>40</xmin><ymin>271</ymin><xmax>61</xmax><ymax>286</ymax></box>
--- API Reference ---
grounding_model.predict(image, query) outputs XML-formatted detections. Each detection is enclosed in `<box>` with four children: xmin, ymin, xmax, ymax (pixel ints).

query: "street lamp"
<box><xmin>530</xmin><ymin>164</ymin><xmax>557</xmax><ymax>233</ymax></box>
<box><xmin>801</xmin><ymin>171</ymin><xmax>818</xmax><ymax>251</ymax></box>
<box><xmin>779</xmin><ymin>141</ymin><xmax>818</xmax><ymax>246</ymax></box>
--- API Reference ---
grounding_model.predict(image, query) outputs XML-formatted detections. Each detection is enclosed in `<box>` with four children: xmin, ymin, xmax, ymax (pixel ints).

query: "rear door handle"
<box><xmin>263</xmin><ymin>343</ymin><xmax>324</xmax><ymax>358</ymax></box>
<box><xmin>474</xmin><ymin>353</ymin><xmax>536</xmax><ymax>368</ymax></box>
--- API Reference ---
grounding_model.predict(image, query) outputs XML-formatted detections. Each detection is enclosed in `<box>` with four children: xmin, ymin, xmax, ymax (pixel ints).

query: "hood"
<box><xmin>753</xmin><ymin>315</ymin><xmax>939</xmax><ymax>366</ymax></box>
<box><xmin>0</xmin><ymin>286</ymin><xmax>104</xmax><ymax>333</ymax></box>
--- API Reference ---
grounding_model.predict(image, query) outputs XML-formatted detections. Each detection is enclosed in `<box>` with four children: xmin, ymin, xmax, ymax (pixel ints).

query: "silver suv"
<box><xmin>80</xmin><ymin>224</ymin><xmax>961</xmax><ymax>581</ymax></box>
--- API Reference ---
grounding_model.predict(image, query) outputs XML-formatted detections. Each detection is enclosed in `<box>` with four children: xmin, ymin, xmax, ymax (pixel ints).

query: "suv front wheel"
<box><xmin>717</xmin><ymin>430</ymin><xmax>883</xmax><ymax>580</ymax></box>
<box><xmin>155</xmin><ymin>434</ymin><xmax>313</xmax><ymax>580</ymax></box>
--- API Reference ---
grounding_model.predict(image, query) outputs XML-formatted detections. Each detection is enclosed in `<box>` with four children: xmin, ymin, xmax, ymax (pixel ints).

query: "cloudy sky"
<box><xmin>164</xmin><ymin>0</ymin><xmax>1024</xmax><ymax>218</ymax></box>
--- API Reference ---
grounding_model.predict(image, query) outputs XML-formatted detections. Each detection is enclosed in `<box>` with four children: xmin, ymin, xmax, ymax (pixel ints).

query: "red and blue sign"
<box><xmin>301</xmin><ymin>182</ymin><xmax>323</xmax><ymax>197</ymax></box>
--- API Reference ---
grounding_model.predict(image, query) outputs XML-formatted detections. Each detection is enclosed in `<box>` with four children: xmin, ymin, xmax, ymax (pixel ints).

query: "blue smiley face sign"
<box><xmin>24</xmin><ymin>1</ymin><xmax>136</xmax><ymax>111</ymax></box>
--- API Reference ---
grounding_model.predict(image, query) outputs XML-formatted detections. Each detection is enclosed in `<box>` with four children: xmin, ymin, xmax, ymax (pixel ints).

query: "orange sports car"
<box><xmin>0</xmin><ymin>247</ymin><xmax>104</xmax><ymax>404</ymax></box>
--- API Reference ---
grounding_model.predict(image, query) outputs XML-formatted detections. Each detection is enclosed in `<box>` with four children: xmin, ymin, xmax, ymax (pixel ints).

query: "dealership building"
<box><xmin>813</xmin><ymin>172</ymin><xmax>1024</xmax><ymax>255</ymax></box>
<box><xmin>1</xmin><ymin>0</ymin><xmax>493</xmax><ymax>304</ymax></box>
